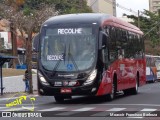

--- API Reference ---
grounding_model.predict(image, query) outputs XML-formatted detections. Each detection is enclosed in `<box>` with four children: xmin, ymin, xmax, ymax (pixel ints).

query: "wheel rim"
<box><xmin>110</xmin><ymin>84</ymin><xmax>114</xmax><ymax>99</ymax></box>
<box><xmin>136</xmin><ymin>80</ymin><xmax>138</xmax><ymax>92</ymax></box>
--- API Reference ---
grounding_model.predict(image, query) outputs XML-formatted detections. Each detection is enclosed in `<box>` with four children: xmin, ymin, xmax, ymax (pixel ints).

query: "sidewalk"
<box><xmin>3</xmin><ymin>74</ymin><xmax>37</xmax><ymax>93</ymax></box>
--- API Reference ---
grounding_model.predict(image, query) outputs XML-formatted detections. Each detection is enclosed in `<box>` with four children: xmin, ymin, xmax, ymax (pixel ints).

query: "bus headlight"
<box><xmin>83</xmin><ymin>69</ymin><xmax>97</xmax><ymax>85</ymax></box>
<box><xmin>38</xmin><ymin>71</ymin><xmax>49</xmax><ymax>86</ymax></box>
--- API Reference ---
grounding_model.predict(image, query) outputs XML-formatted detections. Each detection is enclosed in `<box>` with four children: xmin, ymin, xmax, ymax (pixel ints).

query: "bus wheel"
<box><xmin>54</xmin><ymin>96</ymin><xmax>64</xmax><ymax>103</ymax></box>
<box><xmin>131</xmin><ymin>76</ymin><xmax>138</xmax><ymax>95</ymax></box>
<box><xmin>151</xmin><ymin>77</ymin><xmax>155</xmax><ymax>83</ymax></box>
<box><xmin>106</xmin><ymin>83</ymin><xmax>115</xmax><ymax>101</ymax></box>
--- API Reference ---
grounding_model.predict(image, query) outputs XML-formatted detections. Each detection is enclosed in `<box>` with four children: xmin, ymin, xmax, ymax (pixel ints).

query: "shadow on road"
<box><xmin>51</xmin><ymin>91</ymin><xmax>143</xmax><ymax>105</ymax></box>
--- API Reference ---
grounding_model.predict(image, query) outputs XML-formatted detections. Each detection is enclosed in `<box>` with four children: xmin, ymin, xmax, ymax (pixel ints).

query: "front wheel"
<box><xmin>54</xmin><ymin>96</ymin><xmax>64</xmax><ymax>103</ymax></box>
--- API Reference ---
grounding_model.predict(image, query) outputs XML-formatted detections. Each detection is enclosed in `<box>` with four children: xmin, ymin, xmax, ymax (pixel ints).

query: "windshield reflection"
<box><xmin>41</xmin><ymin>34</ymin><xmax>96</xmax><ymax>71</ymax></box>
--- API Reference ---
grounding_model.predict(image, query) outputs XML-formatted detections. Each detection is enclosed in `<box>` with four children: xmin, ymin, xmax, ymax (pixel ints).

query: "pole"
<box><xmin>0</xmin><ymin>66</ymin><xmax>3</xmax><ymax>95</ymax></box>
<box><xmin>138</xmin><ymin>10</ymin><xmax>140</xmax><ymax>28</ymax></box>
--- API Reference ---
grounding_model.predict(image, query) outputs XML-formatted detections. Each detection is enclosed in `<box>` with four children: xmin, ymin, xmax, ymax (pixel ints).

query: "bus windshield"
<box><xmin>40</xmin><ymin>27</ymin><xmax>96</xmax><ymax>72</ymax></box>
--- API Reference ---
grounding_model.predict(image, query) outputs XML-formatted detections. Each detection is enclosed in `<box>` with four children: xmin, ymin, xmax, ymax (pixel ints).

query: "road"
<box><xmin>0</xmin><ymin>81</ymin><xmax>160</xmax><ymax>120</ymax></box>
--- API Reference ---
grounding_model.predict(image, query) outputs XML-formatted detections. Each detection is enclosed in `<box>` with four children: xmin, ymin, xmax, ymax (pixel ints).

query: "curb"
<box><xmin>0</xmin><ymin>91</ymin><xmax>38</xmax><ymax>99</ymax></box>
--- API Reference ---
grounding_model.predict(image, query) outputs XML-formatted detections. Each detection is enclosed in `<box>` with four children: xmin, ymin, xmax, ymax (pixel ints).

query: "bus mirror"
<box><xmin>99</xmin><ymin>31</ymin><xmax>107</xmax><ymax>49</ymax></box>
<box><xmin>33</xmin><ymin>33</ymin><xmax>40</xmax><ymax>52</ymax></box>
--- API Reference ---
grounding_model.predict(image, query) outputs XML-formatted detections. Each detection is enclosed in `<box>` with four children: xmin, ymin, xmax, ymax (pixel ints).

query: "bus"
<box><xmin>146</xmin><ymin>55</ymin><xmax>160</xmax><ymax>82</ymax></box>
<box><xmin>36</xmin><ymin>13</ymin><xmax>146</xmax><ymax>102</ymax></box>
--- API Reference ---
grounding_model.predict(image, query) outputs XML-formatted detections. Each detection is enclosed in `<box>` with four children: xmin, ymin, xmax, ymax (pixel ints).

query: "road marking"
<box><xmin>140</xmin><ymin>108</ymin><xmax>157</xmax><ymax>111</ymax></box>
<box><xmin>56</xmin><ymin>107</ymin><xmax>95</xmax><ymax>116</ymax></box>
<box><xmin>106</xmin><ymin>108</ymin><xmax>126</xmax><ymax>111</ymax></box>
<box><xmin>0</xmin><ymin>107</ymin><xmax>7</xmax><ymax>111</ymax></box>
<box><xmin>96</xmin><ymin>104</ymin><xmax>160</xmax><ymax>107</ymax></box>
<box><xmin>39</xmin><ymin>107</ymin><xmax>66</xmax><ymax>111</ymax></box>
<box><xmin>0</xmin><ymin>107</ymin><xmax>36</xmax><ymax>111</ymax></box>
<box><xmin>72</xmin><ymin>107</ymin><xmax>95</xmax><ymax>111</ymax></box>
<box><xmin>91</xmin><ymin>108</ymin><xmax>126</xmax><ymax>117</ymax></box>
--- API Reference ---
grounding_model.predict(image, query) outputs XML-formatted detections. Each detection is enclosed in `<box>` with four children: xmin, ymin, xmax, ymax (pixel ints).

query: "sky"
<box><xmin>116</xmin><ymin>0</ymin><xmax>149</xmax><ymax>17</ymax></box>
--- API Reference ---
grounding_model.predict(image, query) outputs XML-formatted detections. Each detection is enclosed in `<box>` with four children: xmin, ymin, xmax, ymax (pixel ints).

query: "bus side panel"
<box><xmin>96</xmin><ymin>61</ymin><xmax>119</xmax><ymax>96</ymax></box>
<box><xmin>139</xmin><ymin>59</ymin><xmax>146</xmax><ymax>86</ymax></box>
<box><xmin>96</xmin><ymin>70</ymin><xmax>112</xmax><ymax>96</ymax></box>
<box><xmin>96</xmin><ymin>58</ymin><xmax>146</xmax><ymax>96</ymax></box>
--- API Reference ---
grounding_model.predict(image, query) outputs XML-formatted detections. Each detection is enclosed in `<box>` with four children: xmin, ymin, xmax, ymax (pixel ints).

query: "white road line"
<box><xmin>0</xmin><ymin>107</ymin><xmax>33</xmax><ymax>111</ymax></box>
<box><xmin>72</xmin><ymin>107</ymin><xmax>95</xmax><ymax>111</ymax></box>
<box><xmin>96</xmin><ymin>104</ymin><xmax>160</xmax><ymax>107</ymax></box>
<box><xmin>106</xmin><ymin>108</ymin><xmax>126</xmax><ymax>111</ymax></box>
<box><xmin>39</xmin><ymin>107</ymin><xmax>66</xmax><ymax>111</ymax></box>
<box><xmin>0</xmin><ymin>107</ymin><xmax>7</xmax><ymax>110</ymax></box>
<box><xmin>140</xmin><ymin>108</ymin><xmax>157</xmax><ymax>111</ymax></box>
<box><xmin>55</xmin><ymin>107</ymin><xmax>95</xmax><ymax>116</ymax></box>
<box><xmin>0</xmin><ymin>97</ymin><xmax>20</xmax><ymax>101</ymax></box>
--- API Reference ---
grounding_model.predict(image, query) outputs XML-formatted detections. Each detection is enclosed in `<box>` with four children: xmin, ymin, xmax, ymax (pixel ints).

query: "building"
<box><xmin>87</xmin><ymin>0</ymin><xmax>116</xmax><ymax>16</ymax></box>
<box><xmin>149</xmin><ymin>0</ymin><xmax>160</xmax><ymax>14</ymax></box>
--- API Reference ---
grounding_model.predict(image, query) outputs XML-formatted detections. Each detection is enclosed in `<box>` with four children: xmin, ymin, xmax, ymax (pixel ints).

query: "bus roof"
<box><xmin>43</xmin><ymin>13</ymin><xmax>143</xmax><ymax>35</ymax></box>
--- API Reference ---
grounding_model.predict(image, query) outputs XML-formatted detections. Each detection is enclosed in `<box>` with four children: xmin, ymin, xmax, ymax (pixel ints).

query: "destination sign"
<box><xmin>46</xmin><ymin>27</ymin><xmax>92</xmax><ymax>35</ymax></box>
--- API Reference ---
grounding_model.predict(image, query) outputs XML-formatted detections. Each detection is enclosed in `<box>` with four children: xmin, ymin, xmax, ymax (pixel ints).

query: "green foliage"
<box><xmin>23</xmin><ymin>7</ymin><xmax>32</xmax><ymax>16</ymax></box>
<box><xmin>22</xmin><ymin>0</ymin><xmax>92</xmax><ymax>14</ymax></box>
<box><xmin>126</xmin><ymin>10</ymin><xmax>160</xmax><ymax>48</ymax></box>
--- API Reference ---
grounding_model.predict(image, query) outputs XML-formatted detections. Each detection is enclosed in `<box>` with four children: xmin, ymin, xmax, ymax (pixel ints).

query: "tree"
<box><xmin>0</xmin><ymin>0</ymin><xmax>92</xmax><ymax>94</ymax></box>
<box><xmin>125</xmin><ymin>10</ymin><xmax>160</xmax><ymax>55</ymax></box>
<box><xmin>0</xmin><ymin>2</ymin><xmax>56</xmax><ymax>93</ymax></box>
<box><xmin>23</xmin><ymin>0</ymin><xmax>92</xmax><ymax>14</ymax></box>
<box><xmin>0</xmin><ymin>0</ymin><xmax>19</xmax><ymax>68</ymax></box>
<box><xmin>125</xmin><ymin>10</ymin><xmax>160</xmax><ymax>49</ymax></box>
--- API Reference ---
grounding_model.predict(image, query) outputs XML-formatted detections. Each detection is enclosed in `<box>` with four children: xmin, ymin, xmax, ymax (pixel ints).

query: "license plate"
<box><xmin>61</xmin><ymin>88</ymin><xmax>72</xmax><ymax>93</ymax></box>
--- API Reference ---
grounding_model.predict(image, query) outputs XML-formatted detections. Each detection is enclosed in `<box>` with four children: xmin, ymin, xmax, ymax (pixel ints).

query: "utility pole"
<box><xmin>138</xmin><ymin>10</ymin><xmax>140</xmax><ymax>28</ymax></box>
<box><xmin>113</xmin><ymin>0</ymin><xmax>117</xmax><ymax>17</ymax></box>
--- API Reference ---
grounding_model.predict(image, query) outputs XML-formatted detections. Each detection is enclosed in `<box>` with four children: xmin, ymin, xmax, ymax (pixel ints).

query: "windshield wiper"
<box><xmin>51</xmin><ymin>44</ymin><xmax>66</xmax><ymax>76</ymax></box>
<box><xmin>67</xmin><ymin>43</ymin><xmax>79</xmax><ymax>72</ymax></box>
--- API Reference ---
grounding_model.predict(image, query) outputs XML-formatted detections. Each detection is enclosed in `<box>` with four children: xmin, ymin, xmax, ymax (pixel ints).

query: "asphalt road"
<box><xmin>0</xmin><ymin>81</ymin><xmax>160</xmax><ymax>120</ymax></box>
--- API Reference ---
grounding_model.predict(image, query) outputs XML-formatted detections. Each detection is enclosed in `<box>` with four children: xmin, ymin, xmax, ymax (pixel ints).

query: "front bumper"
<box><xmin>38</xmin><ymin>81</ymin><xmax>98</xmax><ymax>96</ymax></box>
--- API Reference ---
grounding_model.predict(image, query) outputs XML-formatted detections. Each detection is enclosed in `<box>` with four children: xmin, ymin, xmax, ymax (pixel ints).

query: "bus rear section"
<box><xmin>146</xmin><ymin>67</ymin><xmax>156</xmax><ymax>83</ymax></box>
<box><xmin>37</xmin><ymin>13</ymin><xmax>146</xmax><ymax>102</ymax></box>
<box><xmin>146</xmin><ymin>55</ymin><xmax>160</xmax><ymax>82</ymax></box>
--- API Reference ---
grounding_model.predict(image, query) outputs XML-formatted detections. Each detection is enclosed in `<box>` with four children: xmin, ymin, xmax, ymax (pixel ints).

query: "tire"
<box><xmin>130</xmin><ymin>76</ymin><xmax>138</xmax><ymax>95</ymax></box>
<box><xmin>151</xmin><ymin>76</ymin><xmax>155</xmax><ymax>83</ymax></box>
<box><xmin>54</xmin><ymin>96</ymin><xmax>64</xmax><ymax>103</ymax></box>
<box><xmin>106</xmin><ymin>83</ymin><xmax>116</xmax><ymax>101</ymax></box>
<box><xmin>123</xmin><ymin>89</ymin><xmax>131</xmax><ymax>96</ymax></box>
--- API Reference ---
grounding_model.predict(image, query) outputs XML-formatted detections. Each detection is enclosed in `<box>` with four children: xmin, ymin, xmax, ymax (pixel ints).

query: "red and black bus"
<box><xmin>37</xmin><ymin>13</ymin><xmax>146</xmax><ymax>102</ymax></box>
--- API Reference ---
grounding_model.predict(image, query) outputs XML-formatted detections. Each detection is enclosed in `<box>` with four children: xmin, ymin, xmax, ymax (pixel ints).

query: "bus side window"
<box><xmin>107</xmin><ymin>26</ymin><xmax>117</xmax><ymax>62</ymax></box>
<box><xmin>101</xmin><ymin>26</ymin><xmax>110</xmax><ymax>68</ymax></box>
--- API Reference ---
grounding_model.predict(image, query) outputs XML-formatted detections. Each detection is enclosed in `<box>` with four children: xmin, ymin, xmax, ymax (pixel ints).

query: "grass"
<box><xmin>2</xmin><ymin>68</ymin><xmax>36</xmax><ymax>77</ymax></box>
